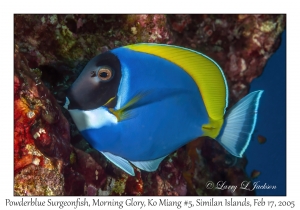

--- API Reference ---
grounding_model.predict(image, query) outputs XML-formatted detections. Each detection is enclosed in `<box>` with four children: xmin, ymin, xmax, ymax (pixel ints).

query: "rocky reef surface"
<box><xmin>14</xmin><ymin>14</ymin><xmax>285</xmax><ymax>195</ymax></box>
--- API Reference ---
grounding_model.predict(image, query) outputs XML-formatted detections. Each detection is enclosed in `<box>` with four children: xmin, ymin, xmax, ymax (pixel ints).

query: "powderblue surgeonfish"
<box><xmin>63</xmin><ymin>43</ymin><xmax>263</xmax><ymax>176</ymax></box>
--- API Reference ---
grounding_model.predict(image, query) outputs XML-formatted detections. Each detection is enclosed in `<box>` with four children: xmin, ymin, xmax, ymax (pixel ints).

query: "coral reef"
<box><xmin>14</xmin><ymin>14</ymin><xmax>285</xmax><ymax>195</ymax></box>
<box><xmin>14</xmin><ymin>50</ymin><xmax>71</xmax><ymax>195</ymax></box>
<box><xmin>168</xmin><ymin>14</ymin><xmax>285</xmax><ymax>104</ymax></box>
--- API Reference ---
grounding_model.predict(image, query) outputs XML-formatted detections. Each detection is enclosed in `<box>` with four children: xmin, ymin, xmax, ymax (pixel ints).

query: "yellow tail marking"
<box><xmin>202</xmin><ymin>118</ymin><xmax>224</xmax><ymax>138</ymax></box>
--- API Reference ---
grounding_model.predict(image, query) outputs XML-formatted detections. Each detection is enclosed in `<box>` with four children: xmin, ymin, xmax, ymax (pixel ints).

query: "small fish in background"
<box><xmin>250</xmin><ymin>170</ymin><xmax>261</xmax><ymax>179</ymax></box>
<box><xmin>257</xmin><ymin>135</ymin><xmax>267</xmax><ymax>144</ymax></box>
<box><xmin>62</xmin><ymin>43</ymin><xmax>263</xmax><ymax>176</ymax></box>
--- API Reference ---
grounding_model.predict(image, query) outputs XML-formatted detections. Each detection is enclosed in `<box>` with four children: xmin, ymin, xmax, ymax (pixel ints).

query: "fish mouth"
<box><xmin>56</xmin><ymin>96</ymin><xmax>69</xmax><ymax>110</ymax></box>
<box><xmin>56</xmin><ymin>89</ymin><xmax>80</xmax><ymax>110</ymax></box>
<box><xmin>55</xmin><ymin>90</ymin><xmax>68</xmax><ymax>109</ymax></box>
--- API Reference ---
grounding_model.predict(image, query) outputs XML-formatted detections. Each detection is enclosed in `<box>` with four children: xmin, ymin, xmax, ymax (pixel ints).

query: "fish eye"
<box><xmin>98</xmin><ymin>66</ymin><xmax>113</xmax><ymax>81</ymax></box>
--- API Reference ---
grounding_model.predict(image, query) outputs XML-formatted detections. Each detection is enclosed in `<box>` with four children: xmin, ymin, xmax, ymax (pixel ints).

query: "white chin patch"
<box><xmin>68</xmin><ymin>107</ymin><xmax>118</xmax><ymax>131</ymax></box>
<box><xmin>63</xmin><ymin>97</ymin><xmax>70</xmax><ymax>110</ymax></box>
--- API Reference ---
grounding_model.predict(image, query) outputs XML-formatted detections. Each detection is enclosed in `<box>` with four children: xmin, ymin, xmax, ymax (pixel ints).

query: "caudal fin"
<box><xmin>216</xmin><ymin>90</ymin><xmax>263</xmax><ymax>157</ymax></box>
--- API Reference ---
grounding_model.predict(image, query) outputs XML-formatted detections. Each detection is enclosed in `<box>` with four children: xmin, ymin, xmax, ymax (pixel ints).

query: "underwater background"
<box><xmin>246</xmin><ymin>30</ymin><xmax>286</xmax><ymax>196</ymax></box>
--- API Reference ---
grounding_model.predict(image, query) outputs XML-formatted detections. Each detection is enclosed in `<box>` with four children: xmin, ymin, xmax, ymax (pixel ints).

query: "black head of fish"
<box><xmin>65</xmin><ymin>51</ymin><xmax>121</xmax><ymax>110</ymax></box>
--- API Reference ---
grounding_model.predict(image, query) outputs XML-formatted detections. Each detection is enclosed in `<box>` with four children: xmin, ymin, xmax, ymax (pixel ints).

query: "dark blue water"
<box><xmin>246</xmin><ymin>30</ymin><xmax>286</xmax><ymax>195</ymax></box>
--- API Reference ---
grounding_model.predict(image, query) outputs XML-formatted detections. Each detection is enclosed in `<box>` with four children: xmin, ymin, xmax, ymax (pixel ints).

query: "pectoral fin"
<box><xmin>103</xmin><ymin>96</ymin><xmax>118</xmax><ymax>108</ymax></box>
<box><xmin>108</xmin><ymin>92</ymin><xmax>148</xmax><ymax>121</ymax></box>
<box><xmin>109</xmin><ymin>88</ymin><xmax>190</xmax><ymax>122</ymax></box>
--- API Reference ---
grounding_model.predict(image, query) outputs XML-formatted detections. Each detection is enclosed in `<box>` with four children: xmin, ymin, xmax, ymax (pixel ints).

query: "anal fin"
<box><xmin>101</xmin><ymin>152</ymin><xmax>135</xmax><ymax>176</ymax></box>
<box><xmin>130</xmin><ymin>156</ymin><xmax>167</xmax><ymax>172</ymax></box>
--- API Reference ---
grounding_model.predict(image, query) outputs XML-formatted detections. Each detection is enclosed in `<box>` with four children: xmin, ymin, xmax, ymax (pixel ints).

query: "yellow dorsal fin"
<box><xmin>125</xmin><ymin>43</ymin><xmax>228</xmax><ymax>122</ymax></box>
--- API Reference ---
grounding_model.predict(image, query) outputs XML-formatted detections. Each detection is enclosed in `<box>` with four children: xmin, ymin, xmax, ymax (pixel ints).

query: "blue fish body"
<box><xmin>80</xmin><ymin>47</ymin><xmax>208</xmax><ymax>161</ymax></box>
<box><xmin>65</xmin><ymin>43</ymin><xmax>263</xmax><ymax>175</ymax></box>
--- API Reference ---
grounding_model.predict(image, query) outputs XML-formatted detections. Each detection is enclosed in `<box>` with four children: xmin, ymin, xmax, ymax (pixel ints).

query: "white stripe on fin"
<box><xmin>130</xmin><ymin>155</ymin><xmax>167</xmax><ymax>172</ymax></box>
<box><xmin>101</xmin><ymin>152</ymin><xmax>135</xmax><ymax>176</ymax></box>
<box><xmin>216</xmin><ymin>90</ymin><xmax>263</xmax><ymax>157</ymax></box>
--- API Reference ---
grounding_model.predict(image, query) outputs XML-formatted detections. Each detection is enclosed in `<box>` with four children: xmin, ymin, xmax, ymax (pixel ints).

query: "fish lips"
<box><xmin>56</xmin><ymin>90</ymin><xmax>67</xmax><ymax>107</ymax></box>
<box><xmin>56</xmin><ymin>89</ymin><xmax>77</xmax><ymax>110</ymax></box>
